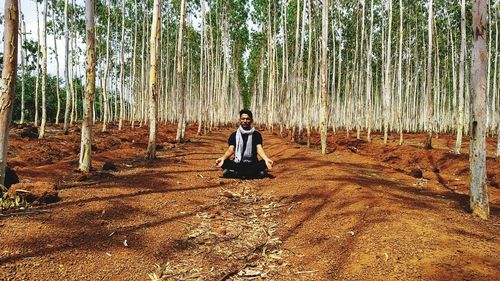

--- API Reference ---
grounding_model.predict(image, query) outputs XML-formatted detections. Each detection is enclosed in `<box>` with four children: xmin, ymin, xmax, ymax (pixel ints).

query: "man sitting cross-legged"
<box><xmin>215</xmin><ymin>109</ymin><xmax>274</xmax><ymax>179</ymax></box>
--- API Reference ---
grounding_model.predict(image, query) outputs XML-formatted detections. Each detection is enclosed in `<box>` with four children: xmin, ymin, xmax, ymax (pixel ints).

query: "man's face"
<box><xmin>240</xmin><ymin>113</ymin><xmax>252</xmax><ymax>128</ymax></box>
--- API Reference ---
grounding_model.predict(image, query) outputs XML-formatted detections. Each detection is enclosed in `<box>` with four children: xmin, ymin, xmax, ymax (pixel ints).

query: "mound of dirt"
<box><xmin>102</xmin><ymin>161</ymin><xmax>117</xmax><ymax>171</ymax></box>
<box><xmin>7</xmin><ymin>182</ymin><xmax>60</xmax><ymax>205</ymax></box>
<box><xmin>4</xmin><ymin>166</ymin><xmax>20</xmax><ymax>188</ymax></box>
<box><xmin>408</xmin><ymin>168</ymin><xmax>423</xmax><ymax>179</ymax></box>
<box><xmin>19</xmin><ymin>126</ymin><xmax>39</xmax><ymax>139</ymax></box>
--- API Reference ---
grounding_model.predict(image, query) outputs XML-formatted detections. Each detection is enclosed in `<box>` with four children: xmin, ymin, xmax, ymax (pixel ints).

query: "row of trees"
<box><xmin>1</xmin><ymin>0</ymin><xmax>497</xmax><ymax>219</ymax></box>
<box><xmin>8</xmin><ymin>1</ymin><xmax>499</xmax><ymax>152</ymax></box>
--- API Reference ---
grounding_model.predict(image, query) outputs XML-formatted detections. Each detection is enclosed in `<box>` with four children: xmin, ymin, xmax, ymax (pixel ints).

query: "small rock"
<box><xmin>222</xmin><ymin>191</ymin><xmax>236</xmax><ymax>199</ymax></box>
<box><xmin>4</xmin><ymin>166</ymin><xmax>20</xmax><ymax>189</ymax></box>
<box><xmin>102</xmin><ymin>162</ymin><xmax>117</xmax><ymax>171</ymax></box>
<box><xmin>212</xmin><ymin>226</ymin><xmax>227</xmax><ymax>235</ymax></box>
<box><xmin>20</xmin><ymin>126</ymin><xmax>38</xmax><ymax>139</ymax></box>
<box><xmin>77</xmin><ymin>174</ymin><xmax>90</xmax><ymax>181</ymax></box>
<box><xmin>209</xmin><ymin>207</ymin><xmax>222</xmax><ymax>218</ymax></box>
<box><xmin>408</xmin><ymin>169</ymin><xmax>423</xmax><ymax>179</ymax></box>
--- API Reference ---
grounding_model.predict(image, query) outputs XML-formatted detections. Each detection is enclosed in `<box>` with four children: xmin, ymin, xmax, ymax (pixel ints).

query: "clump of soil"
<box><xmin>4</xmin><ymin>166</ymin><xmax>20</xmax><ymax>188</ymax></box>
<box><xmin>7</xmin><ymin>182</ymin><xmax>60</xmax><ymax>205</ymax></box>
<box><xmin>19</xmin><ymin>125</ymin><xmax>38</xmax><ymax>139</ymax></box>
<box><xmin>408</xmin><ymin>168</ymin><xmax>423</xmax><ymax>179</ymax></box>
<box><xmin>102</xmin><ymin>161</ymin><xmax>118</xmax><ymax>171</ymax></box>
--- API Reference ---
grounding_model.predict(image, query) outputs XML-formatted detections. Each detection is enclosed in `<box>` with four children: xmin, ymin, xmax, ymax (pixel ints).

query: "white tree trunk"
<box><xmin>79</xmin><ymin>0</ymin><xmax>96</xmax><ymax>172</ymax></box>
<box><xmin>424</xmin><ymin>0</ymin><xmax>434</xmax><ymax>149</ymax></box>
<box><xmin>39</xmin><ymin>0</ymin><xmax>48</xmax><ymax>139</ymax></box>
<box><xmin>146</xmin><ymin>0</ymin><xmax>162</xmax><ymax>159</ymax></box>
<box><xmin>175</xmin><ymin>0</ymin><xmax>186</xmax><ymax>142</ymax></box>
<box><xmin>456</xmin><ymin>0</ymin><xmax>466</xmax><ymax>154</ymax></box>
<box><xmin>320</xmin><ymin>0</ymin><xmax>329</xmax><ymax>154</ymax></box>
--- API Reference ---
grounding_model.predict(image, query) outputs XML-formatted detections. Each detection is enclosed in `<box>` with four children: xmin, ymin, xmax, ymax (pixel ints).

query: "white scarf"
<box><xmin>234</xmin><ymin>126</ymin><xmax>255</xmax><ymax>163</ymax></box>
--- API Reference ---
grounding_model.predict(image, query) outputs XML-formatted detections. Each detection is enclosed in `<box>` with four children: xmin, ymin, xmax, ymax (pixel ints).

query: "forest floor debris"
<box><xmin>155</xmin><ymin>183</ymin><xmax>302</xmax><ymax>280</ymax></box>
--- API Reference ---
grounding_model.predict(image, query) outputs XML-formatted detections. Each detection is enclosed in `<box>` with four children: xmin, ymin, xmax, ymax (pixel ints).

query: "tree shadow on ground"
<box><xmin>0</xmin><ymin>179</ymin><xmax>223</xmax><ymax>265</ymax></box>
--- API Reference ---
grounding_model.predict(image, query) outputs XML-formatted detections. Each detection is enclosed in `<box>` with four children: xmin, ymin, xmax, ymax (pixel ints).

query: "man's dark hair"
<box><xmin>239</xmin><ymin>109</ymin><xmax>253</xmax><ymax>120</ymax></box>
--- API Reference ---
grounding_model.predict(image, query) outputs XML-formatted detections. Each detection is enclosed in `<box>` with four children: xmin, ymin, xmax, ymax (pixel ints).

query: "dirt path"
<box><xmin>1</xmin><ymin>125</ymin><xmax>499</xmax><ymax>280</ymax></box>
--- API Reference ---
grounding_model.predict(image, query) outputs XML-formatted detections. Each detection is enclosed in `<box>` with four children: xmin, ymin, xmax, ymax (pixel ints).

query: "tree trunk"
<box><xmin>175</xmin><ymin>0</ymin><xmax>186</xmax><ymax>142</ymax></box>
<box><xmin>469</xmin><ymin>0</ymin><xmax>489</xmax><ymax>220</ymax></box>
<box><xmin>101</xmin><ymin>0</ymin><xmax>111</xmax><ymax>132</ymax></box>
<box><xmin>19</xmin><ymin>11</ymin><xmax>26</xmax><ymax>124</ymax></box>
<box><xmin>79</xmin><ymin>0</ymin><xmax>96</xmax><ymax>172</ymax></box>
<box><xmin>319</xmin><ymin>0</ymin><xmax>328</xmax><ymax>154</ymax></box>
<box><xmin>118</xmin><ymin>0</ymin><xmax>125</xmax><ymax>130</ymax></box>
<box><xmin>63</xmin><ymin>0</ymin><xmax>71</xmax><ymax>134</ymax></box>
<box><xmin>424</xmin><ymin>0</ymin><xmax>433</xmax><ymax>149</ymax></box>
<box><xmin>39</xmin><ymin>0</ymin><xmax>48</xmax><ymax>139</ymax></box>
<box><xmin>35</xmin><ymin>1</ymin><xmax>40</xmax><ymax>127</ymax></box>
<box><xmin>146</xmin><ymin>0</ymin><xmax>162</xmax><ymax>159</ymax></box>
<box><xmin>383</xmin><ymin>0</ymin><xmax>393</xmax><ymax>144</ymax></box>
<box><xmin>366</xmin><ymin>0</ymin><xmax>374</xmax><ymax>142</ymax></box>
<box><xmin>456</xmin><ymin>0</ymin><xmax>466</xmax><ymax>154</ymax></box>
<box><xmin>52</xmin><ymin>0</ymin><xmax>60</xmax><ymax>125</ymax></box>
<box><xmin>0</xmin><ymin>0</ymin><xmax>19</xmax><ymax>185</ymax></box>
<box><xmin>197</xmin><ymin>0</ymin><xmax>206</xmax><ymax>136</ymax></box>
<box><xmin>397</xmin><ymin>0</ymin><xmax>403</xmax><ymax>145</ymax></box>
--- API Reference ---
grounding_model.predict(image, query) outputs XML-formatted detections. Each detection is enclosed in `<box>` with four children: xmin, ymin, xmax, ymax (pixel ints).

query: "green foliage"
<box><xmin>13</xmin><ymin>74</ymin><xmax>65</xmax><ymax>123</ymax></box>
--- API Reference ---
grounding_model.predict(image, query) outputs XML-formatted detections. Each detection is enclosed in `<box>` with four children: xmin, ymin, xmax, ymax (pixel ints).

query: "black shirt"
<box><xmin>228</xmin><ymin>131</ymin><xmax>263</xmax><ymax>162</ymax></box>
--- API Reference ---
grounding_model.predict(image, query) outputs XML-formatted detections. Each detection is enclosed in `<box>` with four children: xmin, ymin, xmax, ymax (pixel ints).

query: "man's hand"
<box><xmin>215</xmin><ymin>157</ymin><xmax>225</xmax><ymax>167</ymax></box>
<box><xmin>265</xmin><ymin>158</ymin><xmax>274</xmax><ymax>170</ymax></box>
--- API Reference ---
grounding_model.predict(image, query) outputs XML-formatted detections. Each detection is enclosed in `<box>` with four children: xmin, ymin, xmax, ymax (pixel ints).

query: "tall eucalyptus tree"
<box><xmin>0</xmin><ymin>0</ymin><xmax>19</xmax><ymax>185</ymax></box>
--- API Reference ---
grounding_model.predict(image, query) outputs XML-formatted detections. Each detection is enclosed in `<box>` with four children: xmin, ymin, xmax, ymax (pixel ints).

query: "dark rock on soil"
<box><xmin>4</xmin><ymin>166</ymin><xmax>20</xmax><ymax>189</ymax></box>
<box><xmin>102</xmin><ymin>162</ymin><xmax>117</xmax><ymax>171</ymax></box>
<box><xmin>20</xmin><ymin>126</ymin><xmax>38</xmax><ymax>139</ymax></box>
<box><xmin>408</xmin><ymin>169</ymin><xmax>423</xmax><ymax>179</ymax></box>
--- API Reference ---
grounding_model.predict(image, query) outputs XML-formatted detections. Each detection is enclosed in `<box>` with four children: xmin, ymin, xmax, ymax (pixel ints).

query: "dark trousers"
<box><xmin>221</xmin><ymin>159</ymin><xmax>267</xmax><ymax>177</ymax></box>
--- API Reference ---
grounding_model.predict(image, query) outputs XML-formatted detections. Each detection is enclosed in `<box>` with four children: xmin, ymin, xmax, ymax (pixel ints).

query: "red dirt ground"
<box><xmin>0</xmin><ymin>123</ymin><xmax>499</xmax><ymax>280</ymax></box>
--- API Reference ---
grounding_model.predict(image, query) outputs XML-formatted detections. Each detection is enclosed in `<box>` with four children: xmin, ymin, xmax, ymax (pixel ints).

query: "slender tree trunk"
<box><xmin>39</xmin><ymin>0</ymin><xmax>48</xmax><ymax>138</ymax></box>
<box><xmin>35</xmin><ymin>2</ymin><xmax>40</xmax><ymax>127</ymax></box>
<box><xmin>366</xmin><ymin>0</ymin><xmax>374</xmax><ymax>142</ymax></box>
<box><xmin>146</xmin><ymin>0</ymin><xmax>162</xmax><ymax>159</ymax></box>
<box><xmin>0</xmin><ymin>0</ymin><xmax>19</xmax><ymax>185</ymax></box>
<box><xmin>456</xmin><ymin>0</ymin><xmax>466</xmax><ymax>154</ymax></box>
<box><xmin>424</xmin><ymin>0</ymin><xmax>434</xmax><ymax>149</ymax></box>
<box><xmin>469</xmin><ymin>0</ymin><xmax>489</xmax><ymax>220</ymax></box>
<box><xmin>397</xmin><ymin>0</ymin><xmax>403</xmax><ymax>145</ymax></box>
<box><xmin>63</xmin><ymin>0</ymin><xmax>71</xmax><ymax>134</ymax></box>
<box><xmin>52</xmin><ymin>0</ymin><xmax>61</xmax><ymax>125</ymax></box>
<box><xmin>19</xmin><ymin>11</ymin><xmax>26</xmax><ymax>124</ymax></box>
<box><xmin>130</xmin><ymin>0</ymin><xmax>138</xmax><ymax>128</ymax></box>
<box><xmin>79</xmin><ymin>0</ymin><xmax>96</xmax><ymax>172</ymax></box>
<box><xmin>492</xmin><ymin>4</ymin><xmax>499</xmax><ymax>159</ymax></box>
<box><xmin>320</xmin><ymin>0</ymin><xmax>329</xmax><ymax>154</ymax></box>
<box><xmin>383</xmin><ymin>0</ymin><xmax>393</xmax><ymax>144</ymax></box>
<box><xmin>197</xmin><ymin>0</ymin><xmax>206</xmax><ymax>136</ymax></box>
<box><xmin>118</xmin><ymin>0</ymin><xmax>125</xmax><ymax>130</ymax></box>
<box><xmin>305</xmin><ymin>0</ymin><xmax>313</xmax><ymax>147</ymax></box>
<box><xmin>175</xmin><ymin>0</ymin><xmax>186</xmax><ymax>142</ymax></box>
<box><xmin>101</xmin><ymin>0</ymin><xmax>111</xmax><ymax>132</ymax></box>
